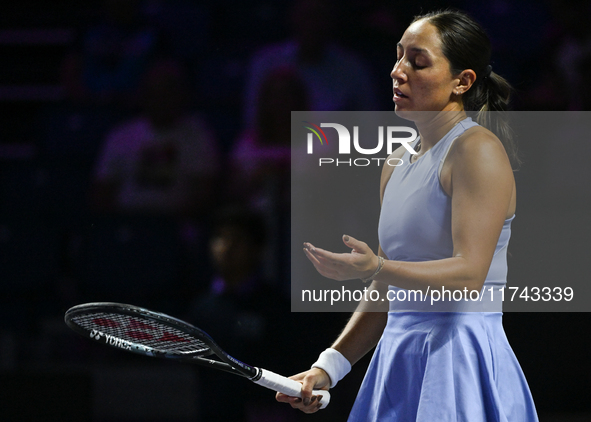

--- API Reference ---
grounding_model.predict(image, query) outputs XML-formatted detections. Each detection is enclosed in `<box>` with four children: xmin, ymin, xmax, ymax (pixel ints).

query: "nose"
<box><xmin>390</xmin><ymin>60</ymin><xmax>406</xmax><ymax>82</ymax></box>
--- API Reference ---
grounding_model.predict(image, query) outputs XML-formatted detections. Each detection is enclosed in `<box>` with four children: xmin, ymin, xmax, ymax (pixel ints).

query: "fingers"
<box><xmin>304</xmin><ymin>242</ymin><xmax>340</xmax><ymax>262</ymax></box>
<box><xmin>275</xmin><ymin>369</ymin><xmax>329</xmax><ymax>414</ymax></box>
<box><xmin>275</xmin><ymin>393</ymin><xmax>324</xmax><ymax>413</ymax></box>
<box><xmin>303</xmin><ymin>247</ymin><xmax>341</xmax><ymax>279</ymax></box>
<box><xmin>303</xmin><ymin>240</ymin><xmax>375</xmax><ymax>281</ymax></box>
<box><xmin>304</xmin><ymin>243</ymin><xmax>354</xmax><ymax>271</ymax></box>
<box><xmin>342</xmin><ymin>234</ymin><xmax>370</xmax><ymax>254</ymax></box>
<box><xmin>306</xmin><ymin>237</ymin><xmax>369</xmax><ymax>260</ymax></box>
<box><xmin>300</xmin><ymin>372</ymin><xmax>315</xmax><ymax>401</ymax></box>
<box><xmin>300</xmin><ymin>373</ymin><xmax>326</xmax><ymax>409</ymax></box>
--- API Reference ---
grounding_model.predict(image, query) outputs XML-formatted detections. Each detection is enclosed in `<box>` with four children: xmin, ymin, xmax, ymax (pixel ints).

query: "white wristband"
<box><xmin>311</xmin><ymin>348</ymin><xmax>351</xmax><ymax>388</ymax></box>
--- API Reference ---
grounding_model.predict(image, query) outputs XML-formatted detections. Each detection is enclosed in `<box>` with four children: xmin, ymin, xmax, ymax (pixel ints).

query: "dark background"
<box><xmin>0</xmin><ymin>0</ymin><xmax>589</xmax><ymax>421</ymax></box>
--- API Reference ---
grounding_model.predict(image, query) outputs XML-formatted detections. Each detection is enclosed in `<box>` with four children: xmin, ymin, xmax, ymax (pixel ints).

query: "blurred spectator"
<box><xmin>229</xmin><ymin>67</ymin><xmax>306</xmax><ymax>284</ymax></box>
<box><xmin>229</xmin><ymin>67</ymin><xmax>303</xmax><ymax>206</ymax></box>
<box><xmin>143</xmin><ymin>0</ymin><xmax>211</xmax><ymax>62</ymax></box>
<box><xmin>37</xmin><ymin>52</ymin><xmax>124</xmax><ymax>162</ymax></box>
<box><xmin>335</xmin><ymin>0</ymin><xmax>409</xmax><ymax>97</ymax></box>
<box><xmin>91</xmin><ymin>59</ymin><xmax>220</xmax><ymax>218</ymax></box>
<box><xmin>81</xmin><ymin>0</ymin><xmax>158</xmax><ymax>106</ymax></box>
<box><xmin>186</xmin><ymin>207</ymin><xmax>294</xmax><ymax>422</ymax></box>
<box><xmin>515</xmin><ymin>0</ymin><xmax>591</xmax><ymax>111</ymax></box>
<box><xmin>459</xmin><ymin>0</ymin><xmax>552</xmax><ymax>88</ymax></box>
<box><xmin>549</xmin><ymin>0</ymin><xmax>591</xmax><ymax>110</ymax></box>
<box><xmin>32</xmin><ymin>53</ymin><xmax>126</xmax><ymax>315</ymax></box>
<box><xmin>242</xmin><ymin>0</ymin><xmax>378</xmax><ymax>130</ymax></box>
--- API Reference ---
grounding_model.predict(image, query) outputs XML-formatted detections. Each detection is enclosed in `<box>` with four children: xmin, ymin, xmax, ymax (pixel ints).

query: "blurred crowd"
<box><xmin>1</xmin><ymin>0</ymin><xmax>591</xmax><ymax>420</ymax></box>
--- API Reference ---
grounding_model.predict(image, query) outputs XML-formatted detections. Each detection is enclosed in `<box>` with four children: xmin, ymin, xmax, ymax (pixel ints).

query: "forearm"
<box><xmin>331</xmin><ymin>309</ymin><xmax>387</xmax><ymax>366</ymax></box>
<box><xmin>330</xmin><ymin>280</ymin><xmax>388</xmax><ymax>366</ymax></box>
<box><xmin>372</xmin><ymin>255</ymin><xmax>488</xmax><ymax>294</ymax></box>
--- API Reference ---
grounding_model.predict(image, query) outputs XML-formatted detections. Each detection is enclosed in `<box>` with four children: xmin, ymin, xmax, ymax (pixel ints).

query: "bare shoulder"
<box><xmin>448</xmin><ymin>126</ymin><xmax>509</xmax><ymax>166</ymax></box>
<box><xmin>444</xmin><ymin>125</ymin><xmax>514</xmax><ymax>195</ymax></box>
<box><xmin>380</xmin><ymin>145</ymin><xmax>407</xmax><ymax>204</ymax></box>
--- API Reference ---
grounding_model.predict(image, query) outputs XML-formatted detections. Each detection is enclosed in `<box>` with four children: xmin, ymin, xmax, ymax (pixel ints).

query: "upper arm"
<box><xmin>448</xmin><ymin>130</ymin><xmax>515</xmax><ymax>286</ymax></box>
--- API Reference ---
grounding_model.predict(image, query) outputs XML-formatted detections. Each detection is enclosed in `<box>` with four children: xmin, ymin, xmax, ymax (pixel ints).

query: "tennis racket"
<box><xmin>64</xmin><ymin>302</ymin><xmax>330</xmax><ymax>409</ymax></box>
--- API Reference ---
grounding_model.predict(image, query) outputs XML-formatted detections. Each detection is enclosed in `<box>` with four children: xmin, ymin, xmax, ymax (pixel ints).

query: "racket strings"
<box><xmin>71</xmin><ymin>312</ymin><xmax>211</xmax><ymax>355</ymax></box>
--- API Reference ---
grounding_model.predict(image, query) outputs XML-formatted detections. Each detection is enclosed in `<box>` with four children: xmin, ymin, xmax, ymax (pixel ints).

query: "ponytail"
<box><xmin>414</xmin><ymin>9</ymin><xmax>521</xmax><ymax>169</ymax></box>
<box><xmin>470</xmin><ymin>71</ymin><xmax>521</xmax><ymax>169</ymax></box>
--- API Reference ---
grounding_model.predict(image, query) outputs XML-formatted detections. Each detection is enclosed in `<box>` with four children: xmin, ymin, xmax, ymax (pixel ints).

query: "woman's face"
<box><xmin>391</xmin><ymin>19</ymin><xmax>461</xmax><ymax>114</ymax></box>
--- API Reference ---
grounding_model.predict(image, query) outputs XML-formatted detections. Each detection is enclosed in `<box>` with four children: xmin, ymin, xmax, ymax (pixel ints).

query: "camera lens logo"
<box><xmin>302</xmin><ymin>121</ymin><xmax>328</xmax><ymax>152</ymax></box>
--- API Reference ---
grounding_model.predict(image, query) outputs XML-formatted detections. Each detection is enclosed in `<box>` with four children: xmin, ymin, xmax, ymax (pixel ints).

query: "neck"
<box><xmin>415</xmin><ymin>109</ymin><xmax>467</xmax><ymax>152</ymax></box>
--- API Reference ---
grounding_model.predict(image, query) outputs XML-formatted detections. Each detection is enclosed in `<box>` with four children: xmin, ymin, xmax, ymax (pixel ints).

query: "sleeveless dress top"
<box><xmin>347</xmin><ymin>117</ymin><xmax>538</xmax><ymax>421</ymax></box>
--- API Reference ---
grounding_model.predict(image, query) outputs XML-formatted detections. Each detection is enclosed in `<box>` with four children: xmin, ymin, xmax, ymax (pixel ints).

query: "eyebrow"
<box><xmin>397</xmin><ymin>42</ymin><xmax>430</xmax><ymax>56</ymax></box>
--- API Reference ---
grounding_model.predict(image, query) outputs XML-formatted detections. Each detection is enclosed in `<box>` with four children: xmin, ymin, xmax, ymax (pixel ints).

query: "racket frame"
<box><xmin>65</xmin><ymin>302</ymin><xmax>329</xmax><ymax>408</ymax></box>
<box><xmin>64</xmin><ymin>302</ymin><xmax>260</xmax><ymax>379</ymax></box>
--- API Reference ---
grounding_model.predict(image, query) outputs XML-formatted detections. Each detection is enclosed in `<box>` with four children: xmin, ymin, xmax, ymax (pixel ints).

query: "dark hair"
<box><xmin>413</xmin><ymin>10</ymin><xmax>520</xmax><ymax>168</ymax></box>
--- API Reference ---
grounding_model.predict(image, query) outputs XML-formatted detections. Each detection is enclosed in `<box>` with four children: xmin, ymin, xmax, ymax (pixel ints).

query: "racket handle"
<box><xmin>253</xmin><ymin>368</ymin><xmax>330</xmax><ymax>409</ymax></box>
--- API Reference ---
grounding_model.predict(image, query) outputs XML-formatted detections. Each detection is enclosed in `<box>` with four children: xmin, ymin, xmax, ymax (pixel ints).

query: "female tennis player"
<box><xmin>277</xmin><ymin>9</ymin><xmax>539</xmax><ymax>420</ymax></box>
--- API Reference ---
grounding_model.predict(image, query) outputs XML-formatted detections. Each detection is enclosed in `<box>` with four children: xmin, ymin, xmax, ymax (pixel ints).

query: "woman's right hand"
<box><xmin>275</xmin><ymin>368</ymin><xmax>331</xmax><ymax>413</ymax></box>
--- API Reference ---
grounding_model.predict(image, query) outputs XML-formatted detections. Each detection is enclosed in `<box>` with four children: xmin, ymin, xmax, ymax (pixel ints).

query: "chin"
<box><xmin>396</xmin><ymin>105</ymin><xmax>445</xmax><ymax>124</ymax></box>
<box><xmin>394</xmin><ymin>108</ymin><xmax>420</xmax><ymax>122</ymax></box>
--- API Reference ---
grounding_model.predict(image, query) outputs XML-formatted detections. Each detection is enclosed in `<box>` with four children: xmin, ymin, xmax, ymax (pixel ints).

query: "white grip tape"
<box><xmin>252</xmin><ymin>368</ymin><xmax>330</xmax><ymax>409</ymax></box>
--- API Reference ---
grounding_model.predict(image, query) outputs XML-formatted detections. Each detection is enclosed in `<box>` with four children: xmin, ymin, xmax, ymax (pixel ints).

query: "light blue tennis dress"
<box><xmin>347</xmin><ymin>118</ymin><xmax>538</xmax><ymax>421</ymax></box>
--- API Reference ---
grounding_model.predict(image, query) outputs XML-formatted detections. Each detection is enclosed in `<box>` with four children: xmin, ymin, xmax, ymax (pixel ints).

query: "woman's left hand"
<box><xmin>304</xmin><ymin>235</ymin><xmax>379</xmax><ymax>281</ymax></box>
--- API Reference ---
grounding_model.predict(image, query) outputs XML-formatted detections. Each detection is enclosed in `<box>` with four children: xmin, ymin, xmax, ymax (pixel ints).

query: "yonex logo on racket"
<box><xmin>90</xmin><ymin>329</ymin><xmax>132</xmax><ymax>351</ymax></box>
<box><xmin>90</xmin><ymin>329</ymin><xmax>101</xmax><ymax>341</ymax></box>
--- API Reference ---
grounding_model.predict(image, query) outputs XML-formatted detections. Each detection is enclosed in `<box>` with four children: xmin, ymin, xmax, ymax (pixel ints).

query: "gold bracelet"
<box><xmin>361</xmin><ymin>256</ymin><xmax>385</xmax><ymax>283</ymax></box>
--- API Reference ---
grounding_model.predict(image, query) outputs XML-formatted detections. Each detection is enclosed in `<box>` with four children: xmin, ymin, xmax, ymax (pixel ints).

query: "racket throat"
<box><xmin>249</xmin><ymin>368</ymin><xmax>263</xmax><ymax>382</ymax></box>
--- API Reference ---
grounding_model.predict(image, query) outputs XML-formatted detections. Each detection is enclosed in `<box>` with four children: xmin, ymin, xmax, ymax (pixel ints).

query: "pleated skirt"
<box><xmin>348</xmin><ymin>312</ymin><xmax>538</xmax><ymax>422</ymax></box>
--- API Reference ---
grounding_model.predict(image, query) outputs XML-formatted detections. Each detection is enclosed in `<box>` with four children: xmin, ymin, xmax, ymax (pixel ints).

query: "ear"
<box><xmin>453</xmin><ymin>69</ymin><xmax>477</xmax><ymax>96</ymax></box>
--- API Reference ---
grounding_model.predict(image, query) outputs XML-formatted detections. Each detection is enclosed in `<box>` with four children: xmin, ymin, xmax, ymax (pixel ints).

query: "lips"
<box><xmin>393</xmin><ymin>87</ymin><xmax>408</xmax><ymax>101</ymax></box>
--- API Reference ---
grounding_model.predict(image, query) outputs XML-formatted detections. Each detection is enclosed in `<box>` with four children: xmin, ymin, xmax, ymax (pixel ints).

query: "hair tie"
<box><xmin>482</xmin><ymin>64</ymin><xmax>492</xmax><ymax>80</ymax></box>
